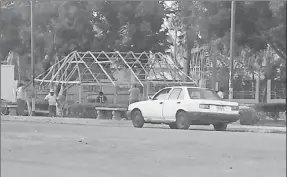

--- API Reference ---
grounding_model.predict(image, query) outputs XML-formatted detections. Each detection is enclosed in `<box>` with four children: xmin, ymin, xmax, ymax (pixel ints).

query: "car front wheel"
<box><xmin>131</xmin><ymin>110</ymin><xmax>145</xmax><ymax>128</ymax></box>
<box><xmin>213</xmin><ymin>123</ymin><xmax>227</xmax><ymax>131</ymax></box>
<box><xmin>176</xmin><ymin>111</ymin><xmax>190</xmax><ymax>130</ymax></box>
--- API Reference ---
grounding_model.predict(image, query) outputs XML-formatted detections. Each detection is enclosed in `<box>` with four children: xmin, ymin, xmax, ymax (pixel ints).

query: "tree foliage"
<box><xmin>0</xmin><ymin>1</ymin><xmax>170</xmax><ymax>79</ymax></box>
<box><xmin>1</xmin><ymin>1</ymin><xmax>285</xmax><ymax>82</ymax></box>
<box><xmin>200</xmin><ymin>1</ymin><xmax>285</xmax><ymax>59</ymax></box>
<box><xmin>166</xmin><ymin>1</ymin><xmax>286</xmax><ymax>82</ymax></box>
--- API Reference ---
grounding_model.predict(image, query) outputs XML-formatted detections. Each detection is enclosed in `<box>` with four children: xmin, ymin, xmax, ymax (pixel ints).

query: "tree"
<box><xmin>199</xmin><ymin>1</ymin><xmax>286</xmax><ymax>60</ymax></box>
<box><xmin>167</xmin><ymin>1</ymin><xmax>286</xmax><ymax>82</ymax></box>
<box><xmin>93</xmin><ymin>1</ymin><xmax>170</xmax><ymax>53</ymax></box>
<box><xmin>165</xmin><ymin>1</ymin><xmax>206</xmax><ymax>78</ymax></box>
<box><xmin>1</xmin><ymin>1</ymin><xmax>171</xmax><ymax>80</ymax></box>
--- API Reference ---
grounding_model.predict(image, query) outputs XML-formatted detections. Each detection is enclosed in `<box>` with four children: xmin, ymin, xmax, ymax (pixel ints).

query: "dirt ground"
<box><xmin>1</xmin><ymin>121</ymin><xmax>286</xmax><ymax>177</ymax></box>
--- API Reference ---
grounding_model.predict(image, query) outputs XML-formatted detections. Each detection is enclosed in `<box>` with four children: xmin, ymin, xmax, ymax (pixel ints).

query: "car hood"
<box><xmin>128</xmin><ymin>100</ymin><xmax>149</xmax><ymax>109</ymax></box>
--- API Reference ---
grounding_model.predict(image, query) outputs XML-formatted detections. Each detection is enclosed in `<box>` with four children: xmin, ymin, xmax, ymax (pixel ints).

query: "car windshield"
<box><xmin>187</xmin><ymin>88</ymin><xmax>221</xmax><ymax>100</ymax></box>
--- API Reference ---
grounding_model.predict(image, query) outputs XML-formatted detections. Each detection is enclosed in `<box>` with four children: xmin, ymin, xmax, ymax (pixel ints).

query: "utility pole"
<box><xmin>31</xmin><ymin>1</ymin><xmax>36</xmax><ymax>115</ymax></box>
<box><xmin>0</xmin><ymin>1</ymin><xmax>2</xmax><ymax>42</ymax></box>
<box><xmin>185</xmin><ymin>25</ymin><xmax>192</xmax><ymax>82</ymax></box>
<box><xmin>228</xmin><ymin>1</ymin><xmax>236</xmax><ymax>101</ymax></box>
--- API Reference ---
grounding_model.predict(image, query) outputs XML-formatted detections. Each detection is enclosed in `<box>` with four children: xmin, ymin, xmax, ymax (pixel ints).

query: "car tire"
<box><xmin>131</xmin><ymin>110</ymin><xmax>145</xmax><ymax>128</ymax></box>
<box><xmin>169</xmin><ymin>123</ymin><xmax>178</xmax><ymax>129</ymax></box>
<box><xmin>176</xmin><ymin>111</ymin><xmax>190</xmax><ymax>130</ymax></box>
<box><xmin>213</xmin><ymin>123</ymin><xmax>227</xmax><ymax>131</ymax></box>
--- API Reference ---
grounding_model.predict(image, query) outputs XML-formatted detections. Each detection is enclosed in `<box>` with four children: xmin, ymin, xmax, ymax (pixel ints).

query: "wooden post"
<box><xmin>78</xmin><ymin>84</ymin><xmax>82</xmax><ymax>104</ymax></box>
<box><xmin>113</xmin><ymin>86</ymin><xmax>117</xmax><ymax>103</ymax></box>
<box><xmin>255</xmin><ymin>76</ymin><xmax>260</xmax><ymax>103</ymax></box>
<box><xmin>266</xmin><ymin>79</ymin><xmax>271</xmax><ymax>103</ymax></box>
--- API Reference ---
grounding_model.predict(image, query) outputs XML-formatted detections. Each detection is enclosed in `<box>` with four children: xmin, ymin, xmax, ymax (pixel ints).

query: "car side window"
<box><xmin>153</xmin><ymin>88</ymin><xmax>172</xmax><ymax>100</ymax></box>
<box><xmin>168</xmin><ymin>88</ymin><xmax>183</xmax><ymax>100</ymax></box>
<box><xmin>189</xmin><ymin>91</ymin><xmax>201</xmax><ymax>99</ymax></box>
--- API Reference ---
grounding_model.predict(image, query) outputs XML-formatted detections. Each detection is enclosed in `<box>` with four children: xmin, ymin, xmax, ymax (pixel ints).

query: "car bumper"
<box><xmin>187</xmin><ymin>112</ymin><xmax>239</xmax><ymax>124</ymax></box>
<box><xmin>127</xmin><ymin>110</ymin><xmax>132</xmax><ymax>120</ymax></box>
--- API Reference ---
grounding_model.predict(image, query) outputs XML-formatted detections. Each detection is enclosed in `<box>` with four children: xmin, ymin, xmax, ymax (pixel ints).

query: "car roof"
<box><xmin>165</xmin><ymin>86</ymin><xmax>209</xmax><ymax>90</ymax></box>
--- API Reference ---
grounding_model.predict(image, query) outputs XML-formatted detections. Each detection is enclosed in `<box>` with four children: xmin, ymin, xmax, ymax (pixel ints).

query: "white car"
<box><xmin>127</xmin><ymin>86</ymin><xmax>240</xmax><ymax>131</ymax></box>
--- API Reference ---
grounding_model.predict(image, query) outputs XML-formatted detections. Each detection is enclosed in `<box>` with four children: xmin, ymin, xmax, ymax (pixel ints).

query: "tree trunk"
<box><xmin>211</xmin><ymin>52</ymin><xmax>217</xmax><ymax>90</ymax></box>
<box><xmin>184</xmin><ymin>45</ymin><xmax>191</xmax><ymax>81</ymax></box>
<box><xmin>174</xmin><ymin>28</ymin><xmax>177</xmax><ymax>64</ymax></box>
<box><xmin>252</xmin><ymin>69</ymin><xmax>255</xmax><ymax>98</ymax></box>
<box><xmin>173</xmin><ymin>29</ymin><xmax>182</xmax><ymax>68</ymax></box>
<box><xmin>184</xmin><ymin>26</ymin><xmax>192</xmax><ymax>81</ymax></box>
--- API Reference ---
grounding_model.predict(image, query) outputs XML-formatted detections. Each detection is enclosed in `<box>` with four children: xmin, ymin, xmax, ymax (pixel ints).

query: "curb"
<box><xmin>1</xmin><ymin>116</ymin><xmax>131</xmax><ymax>127</ymax></box>
<box><xmin>1</xmin><ymin>116</ymin><xmax>286</xmax><ymax>134</ymax></box>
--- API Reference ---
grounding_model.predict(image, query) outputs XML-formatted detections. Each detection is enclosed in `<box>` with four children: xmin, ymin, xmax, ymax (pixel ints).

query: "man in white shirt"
<box><xmin>15</xmin><ymin>83</ymin><xmax>28</xmax><ymax>116</ymax></box>
<box><xmin>217</xmin><ymin>87</ymin><xmax>224</xmax><ymax>99</ymax></box>
<box><xmin>45</xmin><ymin>89</ymin><xmax>57</xmax><ymax>117</ymax></box>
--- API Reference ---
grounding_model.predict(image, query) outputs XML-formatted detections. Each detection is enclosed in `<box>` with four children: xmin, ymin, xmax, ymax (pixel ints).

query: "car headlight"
<box><xmin>231</xmin><ymin>106</ymin><xmax>239</xmax><ymax>111</ymax></box>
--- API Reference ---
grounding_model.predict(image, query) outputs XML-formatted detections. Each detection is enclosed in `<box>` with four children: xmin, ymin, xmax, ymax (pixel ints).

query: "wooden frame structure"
<box><xmin>34</xmin><ymin>51</ymin><xmax>197</xmax><ymax>103</ymax></box>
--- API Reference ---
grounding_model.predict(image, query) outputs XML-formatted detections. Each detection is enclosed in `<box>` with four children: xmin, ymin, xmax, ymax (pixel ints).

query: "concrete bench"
<box><xmin>95</xmin><ymin>107</ymin><xmax>127</xmax><ymax>120</ymax></box>
<box><xmin>7</xmin><ymin>105</ymin><xmax>17</xmax><ymax>108</ymax></box>
<box><xmin>7</xmin><ymin>106</ymin><xmax>49</xmax><ymax>116</ymax></box>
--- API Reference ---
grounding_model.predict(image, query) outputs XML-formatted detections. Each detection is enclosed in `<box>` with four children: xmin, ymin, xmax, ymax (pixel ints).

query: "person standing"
<box><xmin>128</xmin><ymin>84</ymin><xmax>140</xmax><ymax>104</ymax></box>
<box><xmin>15</xmin><ymin>83</ymin><xmax>28</xmax><ymax>116</ymax></box>
<box><xmin>45</xmin><ymin>89</ymin><xmax>57</xmax><ymax>117</ymax></box>
<box><xmin>217</xmin><ymin>87</ymin><xmax>224</xmax><ymax>99</ymax></box>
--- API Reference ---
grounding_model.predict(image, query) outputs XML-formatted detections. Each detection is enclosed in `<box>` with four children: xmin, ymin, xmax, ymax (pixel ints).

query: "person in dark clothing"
<box><xmin>96</xmin><ymin>92</ymin><xmax>107</xmax><ymax>104</ymax></box>
<box><xmin>128</xmin><ymin>84</ymin><xmax>140</xmax><ymax>104</ymax></box>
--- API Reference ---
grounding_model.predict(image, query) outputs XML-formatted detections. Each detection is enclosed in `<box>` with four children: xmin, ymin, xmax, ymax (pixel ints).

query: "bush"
<box><xmin>95</xmin><ymin>103</ymin><xmax>128</xmax><ymax>108</ymax></box>
<box><xmin>67</xmin><ymin>103</ymin><xmax>129</xmax><ymax>118</ymax></box>
<box><xmin>239</xmin><ymin>107</ymin><xmax>260</xmax><ymax>125</ymax></box>
<box><xmin>67</xmin><ymin>103</ymin><xmax>97</xmax><ymax>118</ymax></box>
<box><xmin>254</xmin><ymin>103</ymin><xmax>286</xmax><ymax>113</ymax></box>
<box><xmin>25</xmin><ymin>103</ymin><xmax>49</xmax><ymax>110</ymax></box>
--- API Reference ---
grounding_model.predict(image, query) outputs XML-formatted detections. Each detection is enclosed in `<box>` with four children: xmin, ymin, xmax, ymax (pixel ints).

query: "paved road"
<box><xmin>1</xmin><ymin>121</ymin><xmax>286</xmax><ymax>177</ymax></box>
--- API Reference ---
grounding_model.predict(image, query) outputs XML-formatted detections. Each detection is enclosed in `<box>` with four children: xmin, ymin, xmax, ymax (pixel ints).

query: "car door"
<box><xmin>143</xmin><ymin>88</ymin><xmax>172</xmax><ymax>120</ymax></box>
<box><xmin>162</xmin><ymin>88</ymin><xmax>184</xmax><ymax>121</ymax></box>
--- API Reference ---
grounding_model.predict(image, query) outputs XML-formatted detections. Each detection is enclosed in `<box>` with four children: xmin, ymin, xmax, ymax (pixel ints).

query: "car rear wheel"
<box><xmin>169</xmin><ymin>123</ymin><xmax>178</xmax><ymax>129</ymax></box>
<box><xmin>213</xmin><ymin>123</ymin><xmax>227</xmax><ymax>131</ymax></box>
<box><xmin>131</xmin><ymin>110</ymin><xmax>145</xmax><ymax>128</ymax></box>
<box><xmin>176</xmin><ymin>111</ymin><xmax>190</xmax><ymax>130</ymax></box>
